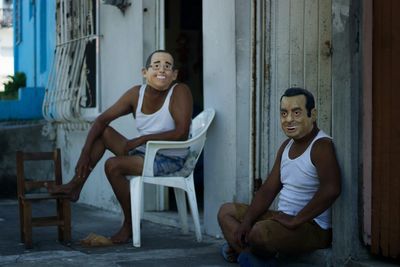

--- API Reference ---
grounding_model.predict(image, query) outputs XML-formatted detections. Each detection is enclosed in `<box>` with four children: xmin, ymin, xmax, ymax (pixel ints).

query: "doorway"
<box><xmin>164</xmin><ymin>0</ymin><xmax>204</xmax><ymax>210</ymax></box>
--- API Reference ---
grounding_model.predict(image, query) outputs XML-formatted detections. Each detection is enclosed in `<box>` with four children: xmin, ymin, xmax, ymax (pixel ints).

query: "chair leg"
<box><xmin>57</xmin><ymin>199</ymin><xmax>63</xmax><ymax>241</ymax></box>
<box><xmin>130</xmin><ymin>176</ymin><xmax>143</xmax><ymax>247</ymax></box>
<box><xmin>57</xmin><ymin>199</ymin><xmax>71</xmax><ymax>243</ymax></box>
<box><xmin>174</xmin><ymin>188</ymin><xmax>188</xmax><ymax>234</ymax></box>
<box><xmin>185</xmin><ymin>175</ymin><xmax>202</xmax><ymax>242</ymax></box>
<box><xmin>23</xmin><ymin>202</ymin><xmax>33</xmax><ymax>249</ymax></box>
<box><xmin>63</xmin><ymin>200</ymin><xmax>71</xmax><ymax>242</ymax></box>
<box><xmin>18</xmin><ymin>199</ymin><xmax>25</xmax><ymax>243</ymax></box>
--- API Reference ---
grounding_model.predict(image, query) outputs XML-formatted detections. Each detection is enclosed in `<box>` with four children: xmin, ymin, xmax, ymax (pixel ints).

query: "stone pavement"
<box><xmin>0</xmin><ymin>198</ymin><xmax>231</xmax><ymax>267</ymax></box>
<box><xmin>2</xmin><ymin>199</ymin><xmax>397</xmax><ymax>267</ymax></box>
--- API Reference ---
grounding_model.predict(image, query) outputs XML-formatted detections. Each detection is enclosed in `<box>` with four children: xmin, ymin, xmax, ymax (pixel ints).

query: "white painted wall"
<box><xmin>0</xmin><ymin>27</ymin><xmax>13</xmax><ymax>91</ymax></box>
<box><xmin>57</xmin><ymin>2</ymin><xmax>144</xmax><ymax>213</ymax></box>
<box><xmin>203</xmin><ymin>0</ymin><xmax>252</xmax><ymax>236</ymax></box>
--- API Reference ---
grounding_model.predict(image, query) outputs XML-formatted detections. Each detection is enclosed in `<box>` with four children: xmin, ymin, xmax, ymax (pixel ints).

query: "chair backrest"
<box><xmin>165</xmin><ymin>109</ymin><xmax>215</xmax><ymax>177</ymax></box>
<box><xmin>189</xmin><ymin>108</ymin><xmax>215</xmax><ymax>156</ymax></box>
<box><xmin>16</xmin><ymin>149</ymin><xmax>62</xmax><ymax>197</ymax></box>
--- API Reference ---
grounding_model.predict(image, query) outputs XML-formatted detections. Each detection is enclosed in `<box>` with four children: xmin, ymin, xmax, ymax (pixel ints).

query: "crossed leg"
<box><xmin>218</xmin><ymin>203</ymin><xmax>244</xmax><ymax>254</ymax></box>
<box><xmin>217</xmin><ymin>203</ymin><xmax>278</xmax><ymax>259</ymax></box>
<box><xmin>47</xmin><ymin>126</ymin><xmax>128</xmax><ymax>202</ymax></box>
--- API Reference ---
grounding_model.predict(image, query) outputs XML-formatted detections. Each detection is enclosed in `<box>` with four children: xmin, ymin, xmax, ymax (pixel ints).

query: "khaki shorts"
<box><xmin>234</xmin><ymin>203</ymin><xmax>332</xmax><ymax>254</ymax></box>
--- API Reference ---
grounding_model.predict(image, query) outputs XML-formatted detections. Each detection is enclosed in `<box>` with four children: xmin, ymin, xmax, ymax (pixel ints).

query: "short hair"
<box><xmin>280</xmin><ymin>87</ymin><xmax>315</xmax><ymax>117</ymax></box>
<box><xmin>145</xmin><ymin>50</ymin><xmax>176</xmax><ymax>70</ymax></box>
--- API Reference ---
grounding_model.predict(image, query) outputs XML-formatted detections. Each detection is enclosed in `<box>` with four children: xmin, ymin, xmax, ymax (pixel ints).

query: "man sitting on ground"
<box><xmin>218</xmin><ymin>87</ymin><xmax>341</xmax><ymax>265</ymax></box>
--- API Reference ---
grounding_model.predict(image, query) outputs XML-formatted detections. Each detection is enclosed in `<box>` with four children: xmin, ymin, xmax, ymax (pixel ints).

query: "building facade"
<box><xmin>13</xmin><ymin>0</ymin><xmax>400</xmax><ymax>264</ymax></box>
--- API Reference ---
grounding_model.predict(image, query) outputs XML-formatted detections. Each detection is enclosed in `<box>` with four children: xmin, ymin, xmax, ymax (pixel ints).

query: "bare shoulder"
<box><xmin>313</xmin><ymin>137</ymin><xmax>335</xmax><ymax>151</ymax></box>
<box><xmin>311</xmin><ymin>137</ymin><xmax>338</xmax><ymax>164</ymax></box>
<box><xmin>278</xmin><ymin>138</ymin><xmax>291</xmax><ymax>155</ymax></box>
<box><xmin>174</xmin><ymin>82</ymin><xmax>190</xmax><ymax>91</ymax></box>
<box><xmin>171</xmin><ymin>83</ymin><xmax>193</xmax><ymax>105</ymax></box>
<box><xmin>172</xmin><ymin>82</ymin><xmax>192</xmax><ymax>96</ymax></box>
<box><xmin>273</xmin><ymin>138</ymin><xmax>291</xmax><ymax>163</ymax></box>
<box><xmin>128</xmin><ymin>85</ymin><xmax>141</xmax><ymax>114</ymax></box>
<box><xmin>127</xmin><ymin>85</ymin><xmax>141</xmax><ymax>95</ymax></box>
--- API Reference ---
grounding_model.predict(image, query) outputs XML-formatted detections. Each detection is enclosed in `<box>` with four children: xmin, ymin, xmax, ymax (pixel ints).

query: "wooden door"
<box><xmin>263</xmin><ymin>0</ymin><xmax>332</xmax><ymax>175</ymax></box>
<box><xmin>371</xmin><ymin>0</ymin><xmax>400</xmax><ymax>259</ymax></box>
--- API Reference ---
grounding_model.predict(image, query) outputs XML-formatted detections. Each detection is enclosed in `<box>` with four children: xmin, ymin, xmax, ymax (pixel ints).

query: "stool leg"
<box><xmin>24</xmin><ymin>202</ymin><xmax>33</xmax><ymax>249</ymax></box>
<box><xmin>57</xmin><ymin>199</ymin><xmax>63</xmax><ymax>241</ymax></box>
<box><xmin>63</xmin><ymin>200</ymin><xmax>71</xmax><ymax>242</ymax></box>
<box><xmin>18</xmin><ymin>199</ymin><xmax>25</xmax><ymax>243</ymax></box>
<box><xmin>57</xmin><ymin>199</ymin><xmax>71</xmax><ymax>243</ymax></box>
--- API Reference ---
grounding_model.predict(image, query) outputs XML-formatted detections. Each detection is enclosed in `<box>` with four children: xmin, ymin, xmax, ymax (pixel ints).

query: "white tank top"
<box><xmin>278</xmin><ymin>130</ymin><xmax>332</xmax><ymax>229</ymax></box>
<box><xmin>135</xmin><ymin>84</ymin><xmax>188</xmax><ymax>158</ymax></box>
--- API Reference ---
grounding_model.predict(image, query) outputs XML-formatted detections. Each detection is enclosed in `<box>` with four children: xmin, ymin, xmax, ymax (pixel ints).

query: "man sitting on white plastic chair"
<box><xmin>46</xmin><ymin>50</ymin><xmax>193</xmax><ymax>244</ymax></box>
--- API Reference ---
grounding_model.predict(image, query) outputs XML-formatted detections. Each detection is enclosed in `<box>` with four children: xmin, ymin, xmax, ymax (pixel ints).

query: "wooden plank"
<box><xmin>289</xmin><ymin>0</ymin><xmax>305</xmax><ymax>87</ymax></box>
<box><xmin>371</xmin><ymin>0</ymin><xmax>400</xmax><ymax>258</ymax></box>
<box><xmin>378</xmin><ymin>0</ymin><xmax>391</xmax><ymax>257</ymax></box>
<box><xmin>303</xmin><ymin>0</ymin><xmax>318</xmax><ymax>94</ymax></box>
<box><xmin>270</xmin><ymin>0</ymin><xmax>291</xmax><ymax>168</ymax></box>
<box><xmin>389</xmin><ymin>0</ymin><xmax>400</xmax><ymax>257</ymax></box>
<box><xmin>23</xmin><ymin>193</ymin><xmax>70</xmax><ymax>200</ymax></box>
<box><xmin>22</xmin><ymin>151</ymin><xmax>55</xmax><ymax>161</ymax></box>
<box><xmin>268</xmin><ymin>0</ymin><xmax>332</xmax><ymax>169</ymax></box>
<box><xmin>371</xmin><ymin>0</ymin><xmax>382</xmax><ymax>253</ymax></box>
<box><xmin>317</xmin><ymin>0</ymin><xmax>332</xmax><ymax>134</ymax></box>
<box><xmin>32</xmin><ymin>216</ymin><xmax>64</xmax><ymax>227</ymax></box>
<box><xmin>275</xmin><ymin>0</ymin><xmax>291</xmax><ymax>93</ymax></box>
<box><xmin>25</xmin><ymin>181</ymin><xmax>55</xmax><ymax>192</ymax></box>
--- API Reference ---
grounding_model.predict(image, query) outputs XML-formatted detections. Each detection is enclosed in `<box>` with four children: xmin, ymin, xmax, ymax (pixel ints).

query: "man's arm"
<box><xmin>125</xmin><ymin>83</ymin><xmax>193</xmax><ymax>151</ymax></box>
<box><xmin>273</xmin><ymin>138</ymin><xmax>341</xmax><ymax>229</ymax></box>
<box><xmin>235</xmin><ymin>140</ymin><xmax>288</xmax><ymax>246</ymax></box>
<box><xmin>76</xmin><ymin>87</ymin><xmax>138</xmax><ymax>177</ymax></box>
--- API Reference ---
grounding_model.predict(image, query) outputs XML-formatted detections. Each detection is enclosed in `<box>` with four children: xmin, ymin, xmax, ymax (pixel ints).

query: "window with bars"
<box><xmin>43</xmin><ymin>0</ymin><xmax>98</xmax><ymax>123</ymax></box>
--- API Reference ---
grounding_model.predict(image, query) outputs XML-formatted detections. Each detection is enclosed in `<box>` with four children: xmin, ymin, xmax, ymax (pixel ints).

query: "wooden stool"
<box><xmin>16</xmin><ymin>149</ymin><xmax>71</xmax><ymax>248</ymax></box>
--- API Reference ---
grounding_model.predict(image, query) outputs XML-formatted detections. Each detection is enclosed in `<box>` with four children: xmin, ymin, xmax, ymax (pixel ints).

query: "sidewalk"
<box><xmin>2</xmin><ymin>198</ymin><xmax>396</xmax><ymax>267</ymax></box>
<box><xmin>0</xmin><ymin>198</ymin><xmax>231</xmax><ymax>267</ymax></box>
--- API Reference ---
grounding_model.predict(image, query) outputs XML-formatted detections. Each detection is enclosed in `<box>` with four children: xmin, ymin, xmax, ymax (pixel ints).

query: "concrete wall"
<box><xmin>0</xmin><ymin>121</ymin><xmax>55</xmax><ymax>198</ymax></box>
<box><xmin>56</xmin><ymin>2</ymin><xmax>144</xmax><ymax>213</ymax></box>
<box><xmin>203</xmin><ymin>0</ymin><xmax>252</xmax><ymax>236</ymax></box>
<box><xmin>331</xmin><ymin>0</ymin><xmax>365</xmax><ymax>265</ymax></box>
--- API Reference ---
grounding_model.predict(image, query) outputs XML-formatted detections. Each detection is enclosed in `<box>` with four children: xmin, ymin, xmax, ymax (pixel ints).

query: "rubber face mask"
<box><xmin>142</xmin><ymin>52</ymin><xmax>178</xmax><ymax>91</ymax></box>
<box><xmin>280</xmin><ymin>95</ymin><xmax>316</xmax><ymax>140</ymax></box>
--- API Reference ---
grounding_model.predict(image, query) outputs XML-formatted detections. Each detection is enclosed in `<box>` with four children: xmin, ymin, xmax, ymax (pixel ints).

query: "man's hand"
<box><xmin>271</xmin><ymin>212</ymin><xmax>300</xmax><ymax>230</ymax></box>
<box><xmin>234</xmin><ymin>222</ymin><xmax>252</xmax><ymax>248</ymax></box>
<box><xmin>75</xmin><ymin>152</ymin><xmax>92</xmax><ymax>179</ymax></box>
<box><xmin>124</xmin><ymin>137</ymin><xmax>143</xmax><ymax>155</ymax></box>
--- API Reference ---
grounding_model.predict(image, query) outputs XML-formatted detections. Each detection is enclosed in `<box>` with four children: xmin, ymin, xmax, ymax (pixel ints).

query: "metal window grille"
<box><xmin>43</xmin><ymin>0</ymin><xmax>98</xmax><ymax>125</ymax></box>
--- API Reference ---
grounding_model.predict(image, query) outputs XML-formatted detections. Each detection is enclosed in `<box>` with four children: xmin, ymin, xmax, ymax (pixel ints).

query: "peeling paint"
<box><xmin>332</xmin><ymin>2</ymin><xmax>349</xmax><ymax>32</ymax></box>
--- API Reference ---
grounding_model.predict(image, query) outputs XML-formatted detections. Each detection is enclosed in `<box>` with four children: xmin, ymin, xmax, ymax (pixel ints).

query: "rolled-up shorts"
<box><xmin>234</xmin><ymin>203</ymin><xmax>332</xmax><ymax>255</ymax></box>
<box><xmin>128</xmin><ymin>149</ymin><xmax>186</xmax><ymax>176</ymax></box>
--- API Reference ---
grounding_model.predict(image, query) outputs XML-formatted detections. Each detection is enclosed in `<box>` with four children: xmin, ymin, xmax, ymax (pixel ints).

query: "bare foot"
<box><xmin>45</xmin><ymin>179</ymin><xmax>84</xmax><ymax>202</ymax></box>
<box><xmin>110</xmin><ymin>223</ymin><xmax>132</xmax><ymax>244</ymax></box>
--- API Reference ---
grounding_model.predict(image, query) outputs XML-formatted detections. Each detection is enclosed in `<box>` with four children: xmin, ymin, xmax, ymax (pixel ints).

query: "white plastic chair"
<box><xmin>127</xmin><ymin>108</ymin><xmax>215</xmax><ymax>247</ymax></box>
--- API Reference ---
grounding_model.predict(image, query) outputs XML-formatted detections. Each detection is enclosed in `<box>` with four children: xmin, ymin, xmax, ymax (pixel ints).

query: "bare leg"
<box><xmin>217</xmin><ymin>203</ymin><xmax>247</xmax><ymax>255</ymax></box>
<box><xmin>47</xmin><ymin>126</ymin><xmax>128</xmax><ymax>202</ymax></box>
<box><xmin>105</xmin><ymin>155</ymin><xmax>144</xmax><ymax>243</ymax></box>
